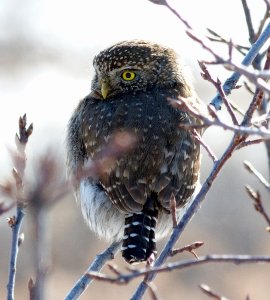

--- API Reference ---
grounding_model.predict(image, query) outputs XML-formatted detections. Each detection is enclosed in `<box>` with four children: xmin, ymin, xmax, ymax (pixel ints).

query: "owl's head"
<box><xmin>91</xmin><ymin>40</ymin><xmax>191</xmax><ymax>99</ymax></box>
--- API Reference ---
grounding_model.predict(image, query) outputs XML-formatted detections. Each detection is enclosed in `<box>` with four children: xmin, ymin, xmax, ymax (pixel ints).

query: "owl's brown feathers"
<box><xmin>67</xmin><ymin>40</ymin><xmax>203</xmax><ymax>263</ymax></box>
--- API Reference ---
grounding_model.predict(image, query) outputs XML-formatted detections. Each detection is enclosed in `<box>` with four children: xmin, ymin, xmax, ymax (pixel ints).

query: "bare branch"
<box><xmin>209</xmin><ymin>21</ymin><xmax>270</xmax><ymax>109</ymax></box>
<box><xmin>7</xmin><ymin>115</ymin><xmax>32</xmax><ymax>300</ymax></box>
<box><xmin>191</xmin><ymin>129</ymin><xmax>218</xmax><ymax>163</ymax></box>
<box><xmin>87</xmin><ymin>255</ymin><xmax>270</xmax><ymax>285</ymax></box>
<box><xmin>244</xmin><ymin>161</ymin><xmax>270</xmax><ymax>190</ymax></box>
<box><xmin>245</xmin><ymin>185</ymin><xmax>270</xmax><ymax>228</ymax></box>
<box><xmin>64</xmin><ymin>241</ymin><xmax>121</xmax><ymax>300</ymax></box>
<box><xmin>198</xmin><ymin>61</ymin><xmax>238</xmax><ymax>125</ymax></box>
<box><xmin>241</xmin><ymin>0</ymin><xmax>256</xmax><ymax>44</ymax></box>
<box><xmin>171</xmin><ymin>97</ymin><xmax>270</xmax><ymax>139</ymax></box>
<box><xmin>206</xmin><ymin>28</ymin><xmax>249</xmax><ymax>56</ymax></box>
<box><xmin>199</xmin><ymin>283</ymin><xmax>230</xmax><ymax>300</ymax></box>
<box><xmin>171</xmin><ymin>241</ymin><xmax>204</xmax><ymax>259</ymax></box>
<box><xmin>236</xmin><ymin>138</ymin><xmax>266</xmax><ymax>150</ymax></box>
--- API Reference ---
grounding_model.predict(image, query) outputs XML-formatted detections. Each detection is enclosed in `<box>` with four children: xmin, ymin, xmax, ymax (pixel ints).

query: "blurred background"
<box><xmin>1</xmin><ymin>0</ymin><xmax>270</xmax><ymax>299</ymax></box>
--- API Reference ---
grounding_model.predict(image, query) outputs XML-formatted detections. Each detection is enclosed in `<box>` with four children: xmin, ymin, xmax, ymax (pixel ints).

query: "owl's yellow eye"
<box><xmin>121</xmin><ymin>70</ymin><xmax>136</xmax><ymax>81</ymax></box>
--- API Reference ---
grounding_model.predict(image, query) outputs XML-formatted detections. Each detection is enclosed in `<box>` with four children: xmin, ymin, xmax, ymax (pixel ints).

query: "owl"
<box><xmin>67</xmin><ymin>40</ymin><xmax>203</xmax><ymax>264</ymax></box>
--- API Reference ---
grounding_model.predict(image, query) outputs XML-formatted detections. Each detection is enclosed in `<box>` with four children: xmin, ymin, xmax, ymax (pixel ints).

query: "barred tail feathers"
<box><xmin>122</xmin><ymin>206</ymin><xmax>158</xmax><ymax>264</ymax></box>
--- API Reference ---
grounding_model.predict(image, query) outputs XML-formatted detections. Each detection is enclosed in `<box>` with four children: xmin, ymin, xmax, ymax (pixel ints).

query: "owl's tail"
<box><xmin>122</xmin><ymin>199</ymin><xmax>158</xmax><ymax>264</ymax></box>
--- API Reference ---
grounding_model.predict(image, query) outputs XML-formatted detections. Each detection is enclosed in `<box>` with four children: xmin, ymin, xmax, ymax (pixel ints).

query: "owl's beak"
<box><xmin>101</xmin><ymin>80</ymin><xmax>111</xmax><ymax>99</ymax></box>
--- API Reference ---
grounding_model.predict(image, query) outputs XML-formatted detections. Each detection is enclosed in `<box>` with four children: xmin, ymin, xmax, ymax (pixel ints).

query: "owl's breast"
<box><xmin>82</xmin><ymin>91</ymin><xmax>183</xmax><ymax>158</ymax></box>
<box><xmin>81</xmin><ymin>91</ymin><xmax>199</xmax><ymax>212</ymax></box>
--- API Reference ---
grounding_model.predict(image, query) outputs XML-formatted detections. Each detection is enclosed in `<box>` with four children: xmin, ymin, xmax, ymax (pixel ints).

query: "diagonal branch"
<box><xmin>64</xmin><ymin>241</ymin><xmax>121</xmax><ymax>300</ymax></box>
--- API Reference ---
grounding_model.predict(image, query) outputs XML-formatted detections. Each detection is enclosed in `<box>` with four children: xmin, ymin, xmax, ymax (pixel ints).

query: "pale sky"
<box><xmin>0</xmin><ymin>0</ymin><xmax>267</xmax><ymax>177</ymax></box>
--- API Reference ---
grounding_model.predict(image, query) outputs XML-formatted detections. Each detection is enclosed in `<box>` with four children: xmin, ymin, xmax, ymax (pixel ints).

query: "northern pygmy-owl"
<box><xmin>67</xmin><ymin>40</ymin><xmax>203</xmax><ymax>264</ymax></box>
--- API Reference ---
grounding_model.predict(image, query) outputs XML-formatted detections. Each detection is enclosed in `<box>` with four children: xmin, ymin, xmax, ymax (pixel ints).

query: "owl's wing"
<box><xmin>67</xmin><ymin>99</ymin><xmax>88</xmax><ymax>177</ymax></box>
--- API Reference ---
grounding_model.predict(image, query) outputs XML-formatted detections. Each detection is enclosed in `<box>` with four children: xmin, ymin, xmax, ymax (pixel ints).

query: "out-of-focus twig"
<box><xmin>64</xmin><ymin>241</ymin><xmax>121</xmax><ymax>300</ymax></box>
<box><xmin>245</xmin><ymin>185</ymin><xmax>270</xmax><ymax>228</ymax></box>
<box><xmin>199</xmin><ymin>283</ymin><xmax>230</xmax><ymax>300</ymax></box>
<box><xmin>169</xmin><ymin>194</ymin><xmax>177</xmax><ymax>228</ymax></box>
<box><xmin>6</xmin><ymin>114</ymin><xmax>32</xmax><ymax>300</ymax></box>
<box><xmin>191</xmin><ymin>129</ymin><xmax>217</xmax><ymax>163</ymax></box>
<box><xmin>146</xmin><ymin>283</ymin><xmax>162</xmax><ymax>300</ymax></box>
<box><xmin>244</xmin><ymin>161</ymin><xmax>270</xmax><ymax>191</ymax></box>
<box><xmin>241</xmin><ymin>0</ymin><xmax>256</xmax><ymax>44</ymax></box>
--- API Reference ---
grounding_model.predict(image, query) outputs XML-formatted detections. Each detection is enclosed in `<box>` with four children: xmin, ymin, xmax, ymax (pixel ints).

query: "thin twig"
<box><xmin>171</xmin><ymin>241</ymin><xmax>204</xmax><ymax>259</ymax></box>
<box><xmin>171</xmin><ymin>97</ymin><xmax>270</xmax><ymax>139</ymax></box>
<box><xmin>236</xmin><ymin>138</ymin><xmax>266</xmax><ymax>150</ymax></box>
<box><xmin>209</xmin><ymin>21</ymin><xmax>270</xmax><ymax>109</ymax></box>
<box><xmin>199</xmin><ymin>283</ymin><xmax>230</xmax><ymax>300</ymax></box>
<box><xmin>244</xmin><ymin>161</ymin><xmax>270</xmax><ymax>190</ymax></box>
<box><xmin>64</xmin><ymin>241</ymin><xmax>121</xmax><ymax>300</ymax></box>
<box><xmin>7</xmin><ymin>115</ymin><xmax>32</xmax><ymax>300</ymax></box>
<box><xmin>198</xmin><ymin>61</ymin><xmax>239</xmax><ymax>125</ymax></box>
<box><xmin>206</xmin><ymin>28</ymin><xmax>248</xmax><ymax>56</ymax></box>
<box><xmin>241</xmin><ymin>0</ymin><xmax>256</xmax><ymax>44</ymax></box>
<box><xmin>245</xmin><ymin>185</ymin><xmax>270</xmax><ymax>227</ymax></box>
<box><xmin>191</xmin><ymin>129</ymin><xmax>218</xmax><ymax>163</ymax></box>
<box><xmin>169</xmin><ymin>194</ymin><xmax>177</xmax><ymax>228</ymax></box>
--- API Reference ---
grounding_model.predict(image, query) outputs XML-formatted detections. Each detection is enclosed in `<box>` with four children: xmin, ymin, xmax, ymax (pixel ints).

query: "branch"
<box><xmin>243</xmin><ymin>160</ymin><xmax>270</xmax><ymax>191</ymax></box>
<box><xmin>245</xmin><ymin>185</ymin><xmax>270</xmax><ymax>228</ymax></box>
<box><xmin>199</xmin><ymin>283</ymin><xmax>230</xmax><ymax>300</ymax></box>
<box><xmin>198</xmin><ymin>61</ymin><xmax>238</xmax><ymax>125</ymax></box>
<box><xmin>210</xmin><ymin>21</ymin><xmax>270</xmax><ymax>109</ymax></box>
<box><xmin>171</xmin><ymin>97</ymin><xmax>270</xmax><ymax>139</ymax></box>
<box><xmin>241</xmin><ymin>0</ymin><xmax>256</xmax><ymax>44</ymax></box>
<box><xmin>171</xmin><ymin>241</ymin><xmax>204</xmax><ymax>259</ymax></box>
<box><xmin>7</xmin><ymin>114</ymin><xmax>32</xmax><ymax>300</ymax></box>
<box><xmin>88</xmin><ymin>255</ymin><xmax>270</xmax><ymax>285</ymax></box>
<box><xmin>131</xmin><ymin>40</ymin><xmax>267</xmax><ymax>297</ymax></box>
<box><xmin>64</xmin><ymin>241</ymin><xmax>121</xmax><ymax>300</ymax></box>
<box><xmin>191</xmin><ymin>129</ymin><xmax>218</xmax><ymax>163</ymax></box>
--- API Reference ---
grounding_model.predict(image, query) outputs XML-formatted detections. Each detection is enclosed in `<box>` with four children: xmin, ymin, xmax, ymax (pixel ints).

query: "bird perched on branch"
<box><xmin>67</xmin><ymin>40</ymin><xmax>203</xmax><ymax>264</ymax></box>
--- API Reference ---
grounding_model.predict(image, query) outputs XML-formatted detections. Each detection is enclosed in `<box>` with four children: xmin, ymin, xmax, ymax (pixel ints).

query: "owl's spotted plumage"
<box><xmin>67</xmin><ymin>40</ymin><xmax>203</xmax><ymax>263</ymax></box>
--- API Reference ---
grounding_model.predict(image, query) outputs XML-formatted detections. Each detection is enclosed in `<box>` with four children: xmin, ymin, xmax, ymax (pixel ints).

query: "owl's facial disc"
<box><xmin>93</xmin><ymin>67</ymin><xmax>140</xmax><ymax>100</ymax></box>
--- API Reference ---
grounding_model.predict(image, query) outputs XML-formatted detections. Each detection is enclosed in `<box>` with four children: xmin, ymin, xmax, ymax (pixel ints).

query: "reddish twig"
<box><xmin>171</xmin><ymin>241</ymin><xmax>204</xmax><ymax>259</ymax></box>
<box><xmin>245</xmin><ymin>185</ymin><xmax>270</xmax><ymax>228</ymax></box>
<box><xmin>198</xmin><ymin>61</ymin><xmax>238</xmax><ymax>125</ymax></box>
<box><xmin>236</xmin><ymin>138</ymin><xmax>266</xmax><ymax>150</ymax></box>
<box><xmin>169</xmin><ymin>194</ymin><xmax>177</xmax><ymax>228</ymax></box>
<box><xmin>191</xmin><ymin>129</ymin><xmax>218</xmax><ymax>163</ymax></box>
